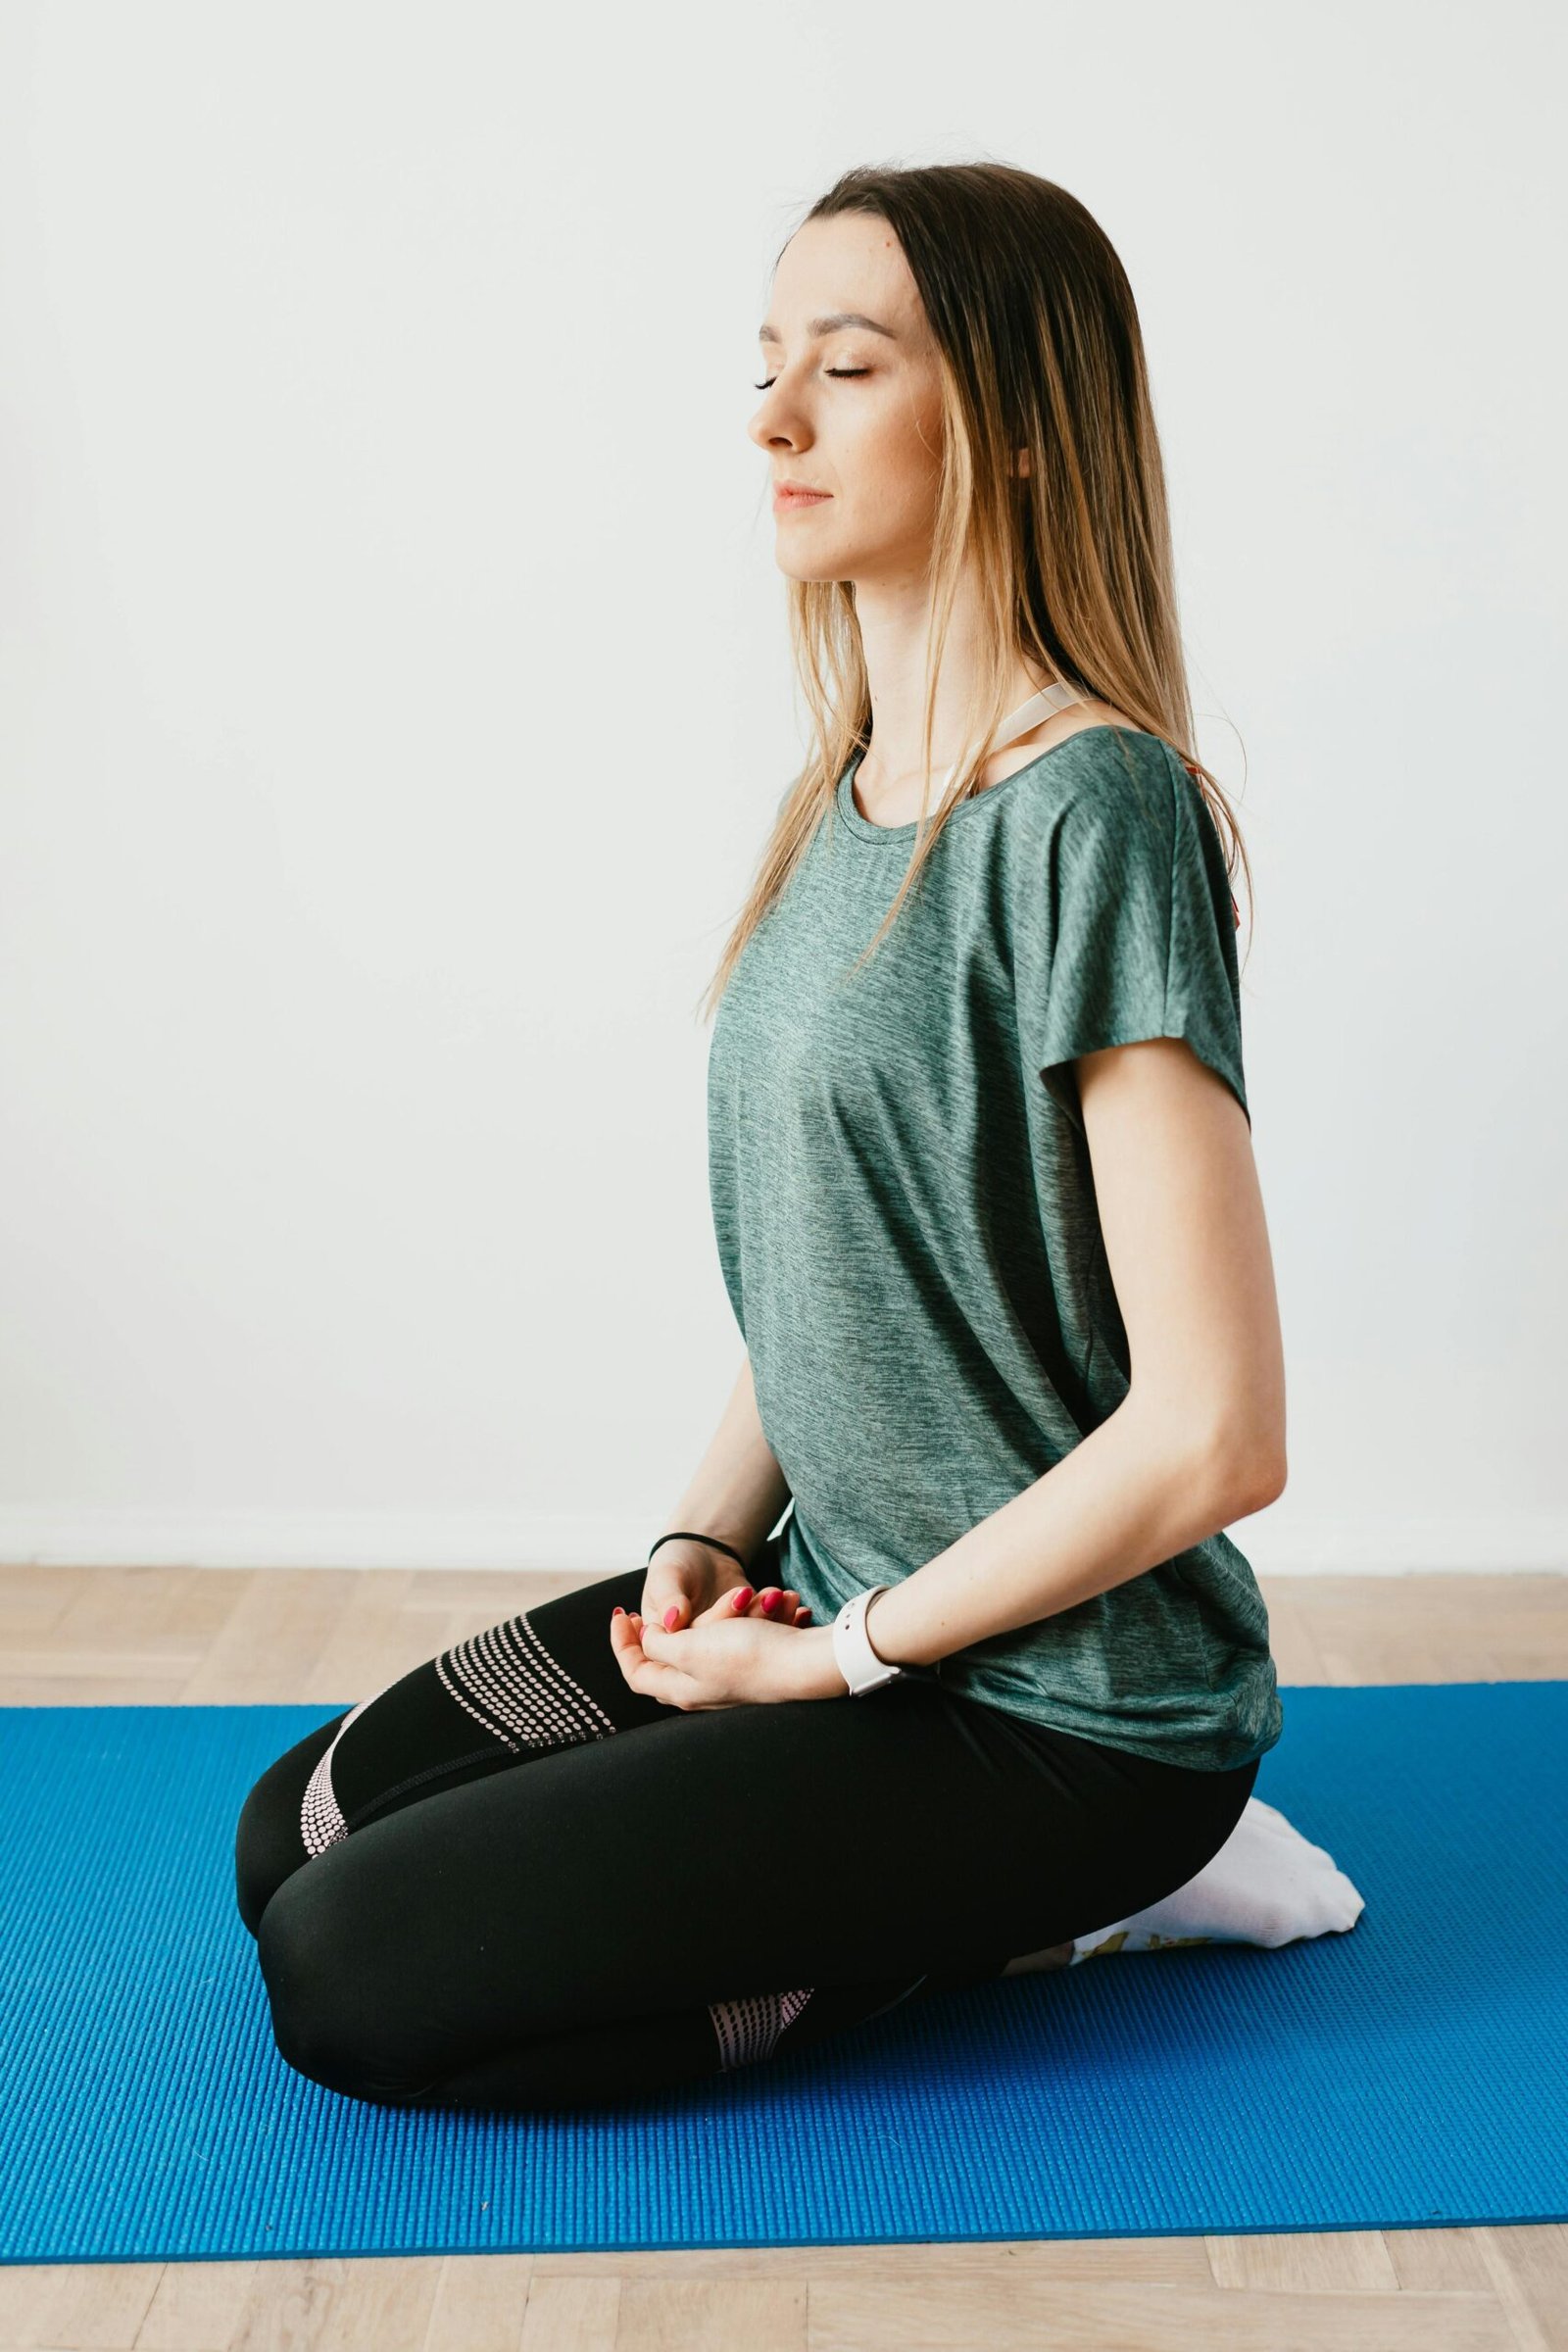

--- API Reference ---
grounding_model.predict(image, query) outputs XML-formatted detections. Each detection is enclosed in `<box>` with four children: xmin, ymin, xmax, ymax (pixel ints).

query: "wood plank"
<box><xmin>1206</xmin><ymin>2229</ymin><xmax>1400</xmax><ymax>2290</ymax></box>
<box><xmin>802</xmin><ymin>2277</ymin><xmax>1512</xmax><ymax>2349</ymax></box>
<box><xmin>133</xmin><ymin>2260</ymin><xmax>259</xmax><ymax>2351</ymax></box>
<box><xmin>425</xmin><ymin>2254</ymin><xmax>535</xmax><ymax>2352</ymax></box>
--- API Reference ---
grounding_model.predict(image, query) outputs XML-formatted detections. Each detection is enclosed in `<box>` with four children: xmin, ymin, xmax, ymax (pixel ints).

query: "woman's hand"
<box><xmin>639</xmin><ymin>1537</ymin><xmax>812</xmax><ymax>1636</ymax></box>
<box><xmin>610</xmin><ymin>1602</ymin><xmax>846</xmax><ymax>1710</ymax></box>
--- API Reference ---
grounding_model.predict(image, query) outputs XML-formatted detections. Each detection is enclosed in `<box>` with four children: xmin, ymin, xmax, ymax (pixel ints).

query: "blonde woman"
<box><xmin>236</xmin><ymin>161</ymin><xmax>1286</xmax><ymax>2112</ymax></box>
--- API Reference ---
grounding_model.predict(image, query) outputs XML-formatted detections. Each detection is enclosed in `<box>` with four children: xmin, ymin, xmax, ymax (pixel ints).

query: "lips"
<box><xmin>774</xmin><ymin>485</ymin><xmax>831</xmax><ymax>508</ymax></box>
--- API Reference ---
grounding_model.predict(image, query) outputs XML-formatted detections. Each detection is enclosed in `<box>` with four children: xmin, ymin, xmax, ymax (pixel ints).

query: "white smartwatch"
<box><xmin>831</xmin><ymin>1584</ymin><xmax>906</xmax><ymax>1695</ymax></box>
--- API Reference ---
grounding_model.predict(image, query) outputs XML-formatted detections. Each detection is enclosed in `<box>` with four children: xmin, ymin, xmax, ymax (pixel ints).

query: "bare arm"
<box><xmin>854</xmin><ymin>1034</ymin><xmax>1287</xmax><ymax>1672</ymax></box>
<box><xmin>656</xmin><ymin>1352</ymin><xmax>793</xmax><ymax>1574</ymax></box>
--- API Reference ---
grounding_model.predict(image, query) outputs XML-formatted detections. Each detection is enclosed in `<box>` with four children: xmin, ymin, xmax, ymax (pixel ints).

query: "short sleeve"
<box><xmin>1020</xmin><ymin>737</ymin><xmax>1250</xmax><ymax>1133</ymax></box>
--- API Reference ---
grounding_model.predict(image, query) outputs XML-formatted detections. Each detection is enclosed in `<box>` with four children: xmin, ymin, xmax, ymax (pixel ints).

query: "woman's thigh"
<box><xmin>254</xmin><ymin>1663</ymin><xmax>1257</xmax><ymax>2104</ymax></box>
<box><xmin>234</xmin><ymin>1555</ymin><xmax>723</xmax><ymax>1936</ymax></box>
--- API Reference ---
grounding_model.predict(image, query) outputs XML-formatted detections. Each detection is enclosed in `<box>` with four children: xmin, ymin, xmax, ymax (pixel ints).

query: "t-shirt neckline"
<box><xmin>834</xmin><ymin>723</ymin><xmax>1133</xmax><ymax>844</ymax></box>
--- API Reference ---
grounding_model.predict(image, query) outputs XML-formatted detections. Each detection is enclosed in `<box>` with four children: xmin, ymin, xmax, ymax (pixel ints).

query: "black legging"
<box><xmin>234</xmin><ymin>1543</ymin><xmax>1259</xmax><ymax>2112</ymax></box>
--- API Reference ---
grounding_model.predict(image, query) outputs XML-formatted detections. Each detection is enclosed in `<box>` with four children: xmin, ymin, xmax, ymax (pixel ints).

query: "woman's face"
<box><xmin>749</xmin><ymin>213</ymin><xmax>945</xmax><ymax>588</ymax></box>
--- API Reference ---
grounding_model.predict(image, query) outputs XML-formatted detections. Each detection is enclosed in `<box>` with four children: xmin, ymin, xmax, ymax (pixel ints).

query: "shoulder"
<box><xmin>1026</xmin><ymin>724</ymin><xmax>1241</xmax><ymax>939</ymax></box>
<box><xmin>986</xmin><ymin>698</ymin><xmax>1172</xmax><ymax>788</ymax></box>
<box><xmin>1004</xmin><ymin>710</ymin><xmax>1189</xmax><ymax>848</ymax></box>
<box><xmin>999</xmin><ymin>714</ymin><xmax>1234</xmax><ymax>933</ymax></box>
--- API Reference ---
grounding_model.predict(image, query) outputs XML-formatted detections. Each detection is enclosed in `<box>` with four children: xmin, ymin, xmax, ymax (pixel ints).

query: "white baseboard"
<box><xmin>0</xmin><ymin>1507</ymin><xmax>1564</xmax><ymax>1575</ymax></box>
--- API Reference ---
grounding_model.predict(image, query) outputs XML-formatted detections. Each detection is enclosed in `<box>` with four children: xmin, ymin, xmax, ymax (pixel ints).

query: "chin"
<box><xmin>774</xmin><ymin>541</ymin><xmax>860</xmax><ymax>586</ymax></box>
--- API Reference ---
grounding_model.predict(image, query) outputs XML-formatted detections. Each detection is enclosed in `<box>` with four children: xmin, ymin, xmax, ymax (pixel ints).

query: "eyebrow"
<box><xmin>757</xmin><ymin>311</ymin><xmax>900</xmax><ymax>345</ymax></box>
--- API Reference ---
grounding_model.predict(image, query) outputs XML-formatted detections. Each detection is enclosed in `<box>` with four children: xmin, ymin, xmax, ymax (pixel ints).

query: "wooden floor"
<box><xmin>1</xmin><ymin>1564</ymin><xmax>1564</xmax><ymax>2352</ymax></box>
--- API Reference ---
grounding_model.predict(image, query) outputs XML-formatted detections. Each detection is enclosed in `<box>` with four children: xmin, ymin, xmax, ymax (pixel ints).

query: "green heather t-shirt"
<box><xmin>706</xmin><ymin>721</ymin><xmax>1284</xmax><ymax>1774</ymax></box>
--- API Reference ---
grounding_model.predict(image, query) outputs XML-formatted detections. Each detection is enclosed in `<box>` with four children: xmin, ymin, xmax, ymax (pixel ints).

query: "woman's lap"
<box><xmin>235</xmin><ymin>1558</ymin><xmax>1257</xmax><ymax>2107</ymax></box>
<box><xmin>234</xmin><ymin>1560</ymin><xmax>689</xmax><ymax>1936</ymax></box>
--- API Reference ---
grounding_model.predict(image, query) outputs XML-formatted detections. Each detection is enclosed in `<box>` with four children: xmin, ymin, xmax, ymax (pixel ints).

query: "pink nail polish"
<box><xmin>760</xmin><ymin>1590</ymin><xmax>779</xmax><ymax>1614</ymax></box>
<box><xmin>664</xmin><ymin>1605</ymin><xmax>680</xmax><ymax>1630</ymax></box>
<box><xmin>733</xmin><ymin>1587</ymin><xmax>755</xmax><ymax>1611</ymax></box>
<box><xmin>612</xmin><ymin>1606</ymin><xmax>624</xmax><ymax>1618</ymax></box>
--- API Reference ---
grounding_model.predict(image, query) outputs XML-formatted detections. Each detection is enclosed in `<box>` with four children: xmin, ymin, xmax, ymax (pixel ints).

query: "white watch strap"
<box><xmin>831</xmin><ymin>1585</ymin><xmax>905</xmax><ymax>1695</ymax></box>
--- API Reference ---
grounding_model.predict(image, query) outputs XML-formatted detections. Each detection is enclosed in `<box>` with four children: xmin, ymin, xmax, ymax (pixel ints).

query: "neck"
<box><xmin>852</xmin><ymin>569</ymin><xmax>1054</xmax><ymax>792</ymax></box>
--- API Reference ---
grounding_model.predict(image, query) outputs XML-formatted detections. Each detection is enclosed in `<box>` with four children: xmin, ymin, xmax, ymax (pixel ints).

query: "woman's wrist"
<box><xmin>794</xmin><ymin>1622</ymin><xmax>850</xmax><ymax>1699</ymax></box>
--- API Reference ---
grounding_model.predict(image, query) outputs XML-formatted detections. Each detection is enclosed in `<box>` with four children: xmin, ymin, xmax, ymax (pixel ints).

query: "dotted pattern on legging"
<box><xmin>708</xmin><ymin>1984</ymin><xmax>814</xmax><ymax>2070</ymax></box>
<box><xmin>298</xmin><ymin>1611</ymin><xmax>618</xmax><ymax>1862</ymax></box>
<box><xmin>299</xmin><ymin>1690</ymin><xmax>382</xmax><ymax>1859</ymax></box>
<box><xmin>434</xmin><ymin>1612</ymin><xmax>620</xmax><ymax>1753</ymax></box>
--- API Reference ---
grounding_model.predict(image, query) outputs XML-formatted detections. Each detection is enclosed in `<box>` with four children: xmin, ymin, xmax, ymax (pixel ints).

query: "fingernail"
<box><xmin>798</xmin><ymin>1607</ymin><xmax>812</xmax><ymax>1622</ymax></box>
<box><xmin>663</xmin><ymin>1605</ymin><xmax>680</xmax><ymax>1629</ymax></box>
<box><xmin>760</xmin><ymin>1590</ymin><xmax>779</xmax><ymax>1614</ymax></box>
<box><xmin>612</xmin><ymin>1606</ymin><xmax>625</xmax><ymax>1618</ymax></box>
<box><xmin>733</xmin><ymin>1587</ymin><xmax>754</xmax><ymax>1611</ymax></box>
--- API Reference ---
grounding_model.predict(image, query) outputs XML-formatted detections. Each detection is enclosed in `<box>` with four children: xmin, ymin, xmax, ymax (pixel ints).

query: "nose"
<box><xmin>748</xmin><ymin>378</ymin><xmax>810</xmax><ymax>458</ymax></box>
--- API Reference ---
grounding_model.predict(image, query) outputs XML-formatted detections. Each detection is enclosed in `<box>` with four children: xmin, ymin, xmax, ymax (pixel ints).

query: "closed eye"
<box><xmin>753</xmin><ymin>368</ymin><xmax>871</xmax><ymax>390</ymax></box>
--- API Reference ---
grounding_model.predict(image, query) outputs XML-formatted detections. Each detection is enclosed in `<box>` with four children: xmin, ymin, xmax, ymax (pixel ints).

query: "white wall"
<box><xmin>1</xmin><ymin>1</ymin><xmax>1562</xmax><ymax>1576</ymax></box>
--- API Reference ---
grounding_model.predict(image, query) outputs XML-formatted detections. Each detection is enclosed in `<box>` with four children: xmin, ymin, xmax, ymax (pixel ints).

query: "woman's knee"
<box><xmin>233</xmin><ymin>1714</ymin><xmax>346</xmax><ymax>1939</ymax></box>
<box><xmin>253</xmin><ymin>1854</ymin><xmax>441</xmax><ymax>2105</ymax></box>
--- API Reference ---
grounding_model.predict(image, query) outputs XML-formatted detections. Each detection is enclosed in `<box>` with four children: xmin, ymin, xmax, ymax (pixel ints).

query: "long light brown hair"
<box><xmin>697</xmin><ymin>159</ymin><xmax>1251</xmax><ymax>1021</ymax></box>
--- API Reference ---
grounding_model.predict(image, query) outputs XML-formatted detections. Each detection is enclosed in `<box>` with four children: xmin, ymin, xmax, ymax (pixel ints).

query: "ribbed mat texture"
<box><xmin>1</xmin><ymin>1681</ymin><xmax>1562</xmax><ymax>2260</ymax></box>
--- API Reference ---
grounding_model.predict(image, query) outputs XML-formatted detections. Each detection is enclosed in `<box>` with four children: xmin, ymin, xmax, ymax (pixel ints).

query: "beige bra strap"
<box><xmin>922</xmin><ymin>676</ymin><xmax>1089</xmax><ymax>798</ymax></box>
<box><xmin>860</xmin><ymin>676</ymin><xmax>1091</xmax><ymax>803</ymax></box>
<box><xmin>986</xmin><ymin>676</ymin><xmax>1089</xmax><ymax>758</ymax></box>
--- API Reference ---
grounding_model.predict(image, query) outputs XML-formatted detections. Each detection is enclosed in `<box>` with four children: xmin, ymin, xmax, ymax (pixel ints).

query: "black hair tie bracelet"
<box><xmin>645</xmin><ymin>1530</ymin><xmax>750</xmax><ymax>1573</ymax></box>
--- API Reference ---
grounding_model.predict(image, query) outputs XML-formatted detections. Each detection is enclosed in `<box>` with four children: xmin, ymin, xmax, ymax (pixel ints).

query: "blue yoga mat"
<box><xmin>0</xmin><ymin>1681</ymin><xmax>1562</xmax><ymax>2261</ymax></box>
